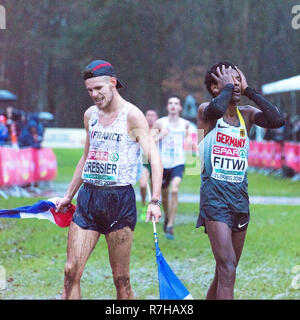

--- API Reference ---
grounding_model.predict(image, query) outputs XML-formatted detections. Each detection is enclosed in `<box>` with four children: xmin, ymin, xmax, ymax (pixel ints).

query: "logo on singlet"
<box><xmin>109</xmin><ymin>152</ymin><xmax>119</xmax><ymax>162</ymax></box>
<box><xmin>218</xmin><ymin>124</ymin><xmax>229</xmax><ymax>129</ymax></box>
<box><xmin>239</xmin><ymin>149</ymin><xmax>246</xmax><ymax>159</ymax></box>
<box><xmin>91</xmin><ymin>119</ymin><xmax>97</xmax><ymax>127</ymax></box>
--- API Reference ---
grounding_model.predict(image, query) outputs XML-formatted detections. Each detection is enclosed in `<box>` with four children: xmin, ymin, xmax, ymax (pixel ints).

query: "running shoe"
<box><xmin>165</xmin><ymin>226</ymin><xmax>174</xmax><ymax>240</ymax></box>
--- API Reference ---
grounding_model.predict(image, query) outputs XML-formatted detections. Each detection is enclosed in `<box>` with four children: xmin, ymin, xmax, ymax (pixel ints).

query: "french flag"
<box><xmin>0</xmin><ymin>197</ymin><xmax>75</xmax><ymax>228</ymax></box>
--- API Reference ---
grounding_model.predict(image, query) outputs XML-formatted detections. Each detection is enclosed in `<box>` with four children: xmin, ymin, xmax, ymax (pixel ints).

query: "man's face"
<box><xmin>85</xmin><ymin>76</ymin><xmax>115</xmax><ymax>110</ymax></box>
<box><xmin>145</xmin><ymin>110</ymin><xmax>158</xmax><ymax>127</ymax></box>
<box><xmin>29</xmin><ymin>126</ymin><xmax>37</xmax><ymax>134</ymax></box>
<box><xmin>167</xmin><ymin>97</ymin><xmax>182</xmax><ymax>115</ymax></box>
<box><xmin>211</xmin><ymin>68</ymin><xmax>242</xmax><ymax>102</ymax></box>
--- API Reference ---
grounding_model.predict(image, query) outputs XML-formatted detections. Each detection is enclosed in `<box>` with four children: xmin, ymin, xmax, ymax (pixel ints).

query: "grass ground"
<box><xmin>0</xmin><ymin>148</ymin><xmax>300</xmax><ymax>299</ymax></box>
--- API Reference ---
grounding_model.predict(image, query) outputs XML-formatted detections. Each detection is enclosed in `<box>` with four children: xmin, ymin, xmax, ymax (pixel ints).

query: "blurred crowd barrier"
<box><xmin>184</xmin><ymin>132</ymin><xmax>197</xmax><ymax>153</ymax></box>
<box><xmin>249</xmin><ymin>141</ymin><xmax>300</xmax><ymax>174</ymax></box>
<box><xmin>0</xmin><ymin>147</ymin><xmax>57</xmax><ymax>188</ymax></box>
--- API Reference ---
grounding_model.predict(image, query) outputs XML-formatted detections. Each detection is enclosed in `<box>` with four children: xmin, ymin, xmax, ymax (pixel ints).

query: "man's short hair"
<box><xmin>82</xmin><ymin>69</ymin><xmax>94</xmax><ymax>80</ymax></box>
<box><xmin>167</xmin><ymin>95</ymin><xmax>182</xmax><ymax>104</ymax></box>
<box><xmin>204</xmin><ymin>61</ymin><xmax>237</xmax><ymax>96</ymax></box>
<box><xmin>145</xmin><ymin>109</ymin><xmax>158</xmax><ymax>115</ymax></box>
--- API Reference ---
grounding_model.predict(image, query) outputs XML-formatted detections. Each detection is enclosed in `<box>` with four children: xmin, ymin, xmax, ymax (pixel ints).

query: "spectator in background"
<box><xmin>5</xmin><ymin>106</ymin><xmax>18</xmax><ymax>147</ymax></box>
<box><xmin>293</xmin><ymin>118</ymin><xmax>300</xmax><ymax>142</ymax></box>
<box><xmin>138</xmin><ymin>109</ymin><xmax>158</xmax><ymax>221</ymax></box>
<box><xmin>16</xmin><ymin>111</ymin><xmax>28</xmax><ymax>137</ymax></box>
<box><xmin>249</xmin><ymin>124</ymin><xmax>265</xmax><ymax>141</ymax></box>
<box><xmin>18</xmin><ymin>115</ymin><xmax>44</xmax><ymax>149</ymax></box>
<box><xmin>0</xmin><ymin>115</ymin><xmax>9</xmax><ymax>146</ymax></box>
<box><xmin>284</xmin><ymin>114</ymin><xmax>294</xmax><ymax>141</ymax></box>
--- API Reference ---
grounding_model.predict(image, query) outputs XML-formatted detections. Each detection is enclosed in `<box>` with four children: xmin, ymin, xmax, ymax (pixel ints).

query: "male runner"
<box><xmin>56</xmin><ymin>60</ymin><xmax>162</xmax><ymax>300</ymax></box>
<box><xmin>138</xmin><ymin>109</ymin><xmax>158</xmax><ymax>221</ymax></box>
<box><xmin>153</xmin><ymin>96</ymin><xmax>189</xmax><ymax>239</ymax></box>
<box><xmin>197</xmin><ymin>61</ymin><xmax>285</xmax><ymax>299</ymax></box>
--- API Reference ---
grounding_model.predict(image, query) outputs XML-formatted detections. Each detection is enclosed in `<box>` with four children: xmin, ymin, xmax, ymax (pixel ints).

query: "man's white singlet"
<box><xmin>158</xmin><ymin>117</ymin><xmax>187</xmax><ymax>169</ymax></box>
<box><xmin>82</xmin><ymin>103</ymin><xmax>141</xmax><ymax>186</ymax></box>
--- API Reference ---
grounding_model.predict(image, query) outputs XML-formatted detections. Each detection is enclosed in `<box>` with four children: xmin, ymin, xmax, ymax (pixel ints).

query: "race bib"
<box><xmin>82</xmin><ymin>150</ymin><xmax>119</xmax><ymax>185</ymax></box>
<box><xmin>211</xmin><ymin>144</ymin><xmax>248</xmax><ymax>182</ymax></box>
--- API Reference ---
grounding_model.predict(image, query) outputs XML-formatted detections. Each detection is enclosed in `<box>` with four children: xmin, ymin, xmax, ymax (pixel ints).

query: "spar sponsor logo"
<box><xmin>109</xmin><ymin>151</ymin><xmax>119</xmax><ymax>162</ymax></box>
<box><xmin>239</xmin><ymin>149</ymin><xmax>247</xmax><ymax>159</ymax></box>
<box><xmin>213</xmin><ymin>146</ymin><xmax>247</xmax><ymax>159</ymax></box>
<box><xmin>213</xmin><ymin>145</ymin><xmax>239</xmax><ymax>158</ymax></box>
<box><xmin>88</xmin><ymin>150</ymin><xmax>109</xmax><ymax>161</ymax></box>
<box><xmin>216</xmin><ymin>132</ymin><xmax>246</xmax><ymax>148</ymax></box>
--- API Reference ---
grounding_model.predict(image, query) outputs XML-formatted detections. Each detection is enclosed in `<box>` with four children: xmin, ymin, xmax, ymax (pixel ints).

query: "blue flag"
<box><xmin>155</xmin><ymin>242</ymin><xmax>192</xmax><ymax>299</ymax></box>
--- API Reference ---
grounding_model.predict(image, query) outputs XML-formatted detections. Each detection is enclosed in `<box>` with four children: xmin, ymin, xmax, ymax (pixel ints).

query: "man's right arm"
<box><xmin>152</xmin><ymin>119</ymin><xmax>169</xmax><ymax>143</ymax></box>
<box><xmin>56</xmin><ymin>108</ymin><xmax>91</xmax><ymax>211</ymax></box>
<box><xmin>197</xmin><ymin>102</ymin><xmax>215</xmax><ymax>140</ymax></box>
<box><xmin>127</xmin><ymin>108</ymin><xmax>162</xmax><ymax>222</ymax></box>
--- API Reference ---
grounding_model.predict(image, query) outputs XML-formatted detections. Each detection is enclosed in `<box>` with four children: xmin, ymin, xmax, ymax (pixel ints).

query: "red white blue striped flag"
<box><xmin>0</xmin><ymin>198</ymin><xmax>75</xmax><ymax>228</ymax></box>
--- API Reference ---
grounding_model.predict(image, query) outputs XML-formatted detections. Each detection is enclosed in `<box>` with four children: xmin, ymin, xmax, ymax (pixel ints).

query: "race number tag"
<box><xmin>211</xmin><ymin>145</ymin><xmax>247</xmax><ymax>182</ymax></box>
<box><xmin>82</xmin><ymin>150</ymin><xmax>119</xmax><ymax>185</ymax></box>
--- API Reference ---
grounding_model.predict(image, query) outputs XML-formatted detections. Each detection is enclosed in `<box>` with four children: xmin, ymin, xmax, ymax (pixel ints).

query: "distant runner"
<box><xmin>138</xmin><ymin>109</ymin><xmax>158</xmax><ymax>221</ymax></box>
<box><xmin>197</xmin><ymin>61</ymin><xmax>285</xmax><ymax>299</ymax></box>
<box><xmin>56</xmin><ymin>60</ymin><xmax>162</xmax><ymax>300</ymax></box>
<box><xmin>153</xmin><ymin>95</ymin><xmax>189</xmax><ymax>239</ymax></box>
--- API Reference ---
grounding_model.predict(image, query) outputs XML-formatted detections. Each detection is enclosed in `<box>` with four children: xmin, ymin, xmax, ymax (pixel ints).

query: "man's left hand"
<box><xmin>146</xmin><ymin>204</ymin><xmax>161</xmax><ymax>223</ymax></box>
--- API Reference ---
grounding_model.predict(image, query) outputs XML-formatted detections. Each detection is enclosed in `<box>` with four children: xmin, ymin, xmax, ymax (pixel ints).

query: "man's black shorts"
<box><xmin>196</xmin><ymin>206</ymin><xmax>250</xmax><ymax>233</ymax></box>
<box><xmin>162</xmin><ymin>164</ymin><xmax>185</xmax><ymax>189</ymax></box>
<box><xmin>72</xmin><ymin>183</ymin><xmax>137</xmax><ymax>234</ymax></box>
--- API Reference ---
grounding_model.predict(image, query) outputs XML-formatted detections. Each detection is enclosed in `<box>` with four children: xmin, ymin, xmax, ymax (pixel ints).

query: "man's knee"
<box><xmin>170</xmin><ymin>185</ymin><xmax>180</xmax><ymax>195</ymax></box>
<box><xmin>140</xmin><ymin>182</ymin><xmax>147</xmax><ymax>190</ymax></box>
<box><xmin>113</xmin><ymin>273</ymin><xmax>131</xmax><ymax>290</ymax></box>
<box><xmin>171</xmin><ymin>187</ymin><xmax>179</xmax><ymax>195</ymax></box>
<box><xmin>170</xmin><ymin>177</ymin><xmax>181</xmax><ymax>194</ymax></box>
<box><xmin>216</xmin><ymin>259</ymin><xmax>237</xmax><ymax>283</ymax></box>
<box><xmin>64</xmin><ymin>262</ymin><xmax>82</xmax><ymax>282</ymax></box>
<box><xmin>139</xmin><ymin>175</ymin><xmax>148</xmax><ymax>189</ymax></box>
<box><xmin>162</xmin><ymin>188</ymin><xmax>169</xmax><ymax>198</ymax></box>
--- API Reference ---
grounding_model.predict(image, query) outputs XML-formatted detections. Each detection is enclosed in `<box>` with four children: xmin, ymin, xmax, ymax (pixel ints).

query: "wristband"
<box><xmin>150</xmin><ymin>199</ymin><xmax>161</xmax><ymax>207</ymax></box>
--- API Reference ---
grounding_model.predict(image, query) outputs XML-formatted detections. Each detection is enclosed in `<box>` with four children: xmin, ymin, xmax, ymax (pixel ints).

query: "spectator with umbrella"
<box><xmin>18</xmin><ymin>114</ymin><xmax>44</xmax><ymax>149</ymax></box>
<box><xmin>0</xmin><ymin>114</ymin><xmax>8</xmax><ymax>146</ymax></box>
